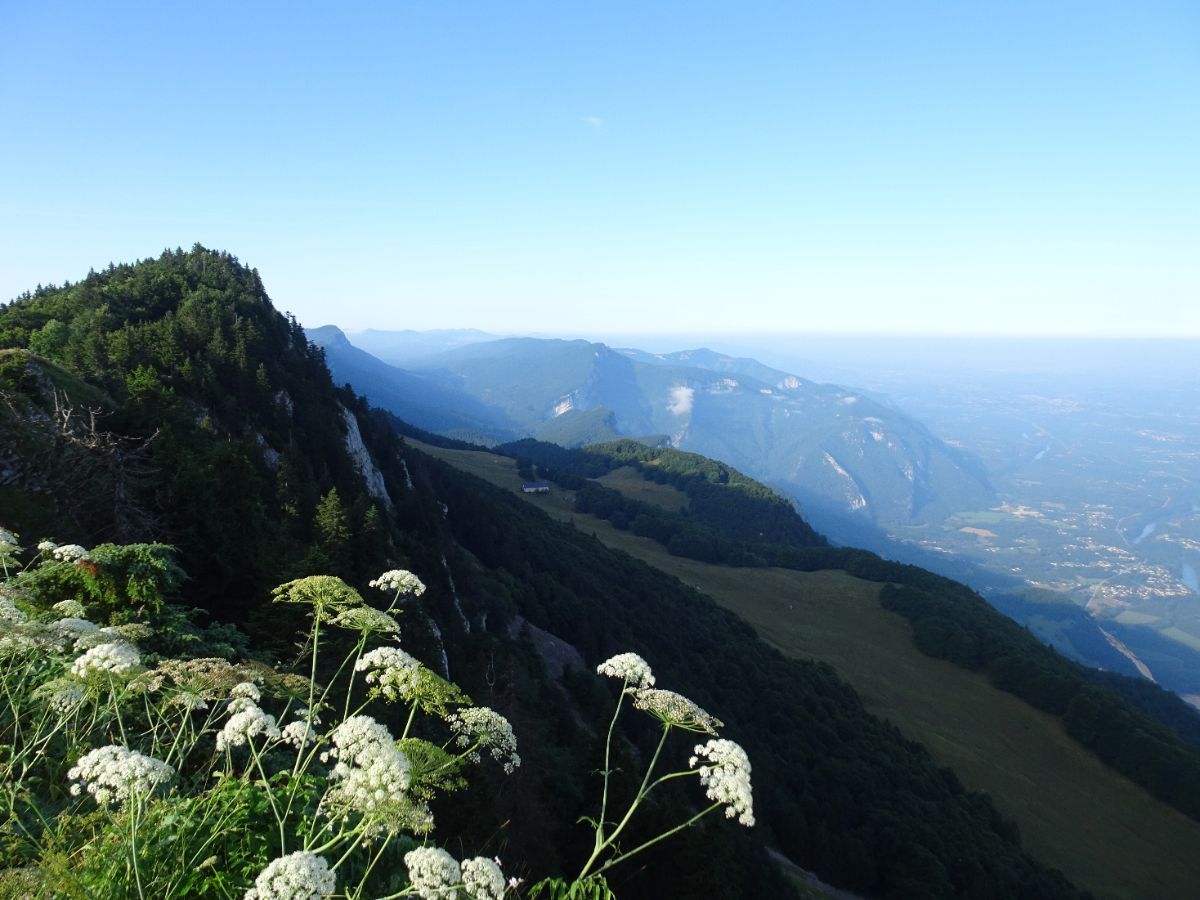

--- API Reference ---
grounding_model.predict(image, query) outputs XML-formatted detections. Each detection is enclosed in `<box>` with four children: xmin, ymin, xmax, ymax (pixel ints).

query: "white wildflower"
<box><xmin>0</xmin><ymin>528</ymin><xmax>18</xmax><ymax>548</ymax></box>
<box><xmin>37</xmin><ymin>540</ymin><xmax>58</xmax><ymax>553</ymax></box>
<box><xmin>462</xmin><ymin>856</ymin><xmax>506</xmax><ymax>900</ymax></box>
<box><xmin>230</xmin><ymin>681</ymin><xmax>261</xmax><ymax>701</ymax></box>
<box><xmin>0</xmin><ymin>596</ymin><xmax>27</xmax><ymax>626</ymax></box>
<box><xmin>53</xmin><ymin>617</ymin><xmax>100</xmax><ymax>639</ymax></box>
<box><xmin>0</xmin><ymin>629</ymin><xmax>41</xmax><ymax>657</ymax></box>
<box><xmin>404</xmin><ymin>847</ymin><xmax>461</xmax><ymax>900</ymax></box>
<box><xmin>690</xmin><ymin>738</ymin><xmax>755</xmax><ymax>826</ymax></box>
<box><xmin>628</xmin><ymin>687</ymin><xmax>722</xmax><ymax>735</ymax></box>
<box><xmin>36</xmin><ymin>678</ymin><xmax>90</xmax><ymax>713</ymax></box>
<box><xmin>53</xmin><ymin>544</ymin><xmax>89</xmax><ymax>562</ymax></box>
<box><xmin>369</xmin><ymin>569</ymin><xmax>426</xmax><ymax>597</ymax></box>
<box><xmin>216</xmin><ymin>703</ymin><xmax>281</xmax><ymax>751</ymax></box>
<box><xmin>596</xmin><ymin>652</ymin><xmax>656</xmax><ymax>688</ymax></box>
<box><xmin>68</xmin><ymin>745</ymin><xmax>174</xmax><ymax>807</ymax></box>
<box><xmin>244</xmin><ymin>851</ymin><xmax>337</xmax><ymax>900</ymax></box>
<box><xmin>168</xmin><ymin>691</ymin><xmax>209</xmax><ymax>712</ymax></box>
<box><xmin>281</xmin><ymin>720</ymin><xmax>315</xmax><ymax>749</ymax></box>
<box><xmin>448</xmin><ymin>707</ymin><xmax>521</xmax><ymax>774</ymax></box>
<box><xmin>70</xmin><ymin>641</ymin><xmax>141</xmax><ymax>679</ymax></box>
<box><xmin>356</xmin><ymin>646</ymin><xmax>421</xmax><ymax>702</ymax></box>
<box><xmin>52</xmin><ymin>599</ymin><xmax>86</xmax><ymax>617</ymax></box>
<box><xmin>325</xmin><ymin>715</ymin><xmax>412</xmax><ymax>820</ymax></box>
<box><xmin>49</xmin><ymin>683</ymin><xmax>88</xmax><ymax>713</ymax></box>
<box><xmin>73</xmin><ymin>626</ymin><xmax>132</xmax><ymax>651</ymax></box>
<box><xmin>332</xmin><ymin>605</ymin><xmax>401</xmax><ymax>634</ymax></box>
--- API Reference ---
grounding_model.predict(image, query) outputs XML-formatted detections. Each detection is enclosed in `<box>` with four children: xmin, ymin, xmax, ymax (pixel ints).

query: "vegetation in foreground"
<box><xmin>0</xmin><ymin>533</ymin><xmax>756</xmax><ymax>898</ymax></box>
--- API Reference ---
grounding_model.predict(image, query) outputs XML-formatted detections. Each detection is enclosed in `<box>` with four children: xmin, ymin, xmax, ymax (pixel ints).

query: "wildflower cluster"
<box><xmin>52</xmin><ymin>598</ymin><xmax>86</xmax><ymax>617</ymax></box>
<box><xmin>596</xmin><ymin>651</ymin><xmax>656</xmax><ymax>688</ymax></box>
<box><xmin>449</xmin><ymin>707</ymin><xmax>521</xmax><ymax>773</ymax></box>
<box><xmin>0</xmin><ymin>594</ymin><xmax>27</xmax><ymax>626</ymax></box>
<box><xmin>68</xmin><ymin>745</ymin><xmax>175</xmax><ymax>807</ymax></box>
<box><xmin>628</xmin><ymin>687</ymin><xmax>723</xmax><ymax>735</ymax></box>
<box><xmin>52</xmin><ymin>543</ymin><xmax>90</xmax><ymax>562</ymax></box>
<box><xmin>461</xmin><ymin>856</ymin><xmax>507</xmax><ymax>900</ymax></box>
<box><xmin>332</xmin><ymin>605</ymin><xmax>400</xmax><ymax>634</ymax></box>
<box><xmin>217</xmin><ymin>703</ymin><xmax>281</xmax><ymax>751</ymax></box>
<box><xmin>369</xmin><ymin>569</ymin><xmax>426</xmax><ymax>597</ymax></box>
<box><xmin>572</xmin><ymin>649</ymin><xmax>756</xmax><ymax>887</ymax></box>
<box><xmin>40</xmin><ymin>680</ymin><xmax>88</xmax><ymax>713</ymax></box>
<box><xmin>355</xmin><ymin>645</ymin><xmax>421</xmax><ymax>701</ymax></box>
<box><xmin>2</xmin><ymin>532</ymin><xmax>754</xmax><ymax>899</ymax></box>
<box><xmin>71</xmin><ymin>640</ymin><xmax>141</xmax><ymax>678</ymax></box>
<box><xmin>324</xmin><ymin>715</ymin><xmax>413</xmax><ymax>822</ymax></box>
<box><xmin>231</xmin><ymin>681</ymin><xmax>262</xmax><ymax>701</ymax></box>
<box><xmin>690</xmin><ymin>739</ymin><xmax>755</xmax><ymax>826</ymax></box>
<box><xmin>244</xmin><ymin>851</ymin><xmax>337</xmax><ymax>900</ymax></box>
<box><xmin>52</xmin><ymin>616</ymin><xmax>100</xmax><ymax>641</ymax></box>
<box><xmin>404</xmin><ymin>847</ymin><xmax>461</xmax><ymax>899</ymax></box>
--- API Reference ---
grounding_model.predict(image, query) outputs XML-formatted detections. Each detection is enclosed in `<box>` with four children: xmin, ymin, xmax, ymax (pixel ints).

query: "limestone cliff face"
<box><xmin>340</xmin><ymin>404</ymin><xmax>391</xmax><ymax>509</ymax></box>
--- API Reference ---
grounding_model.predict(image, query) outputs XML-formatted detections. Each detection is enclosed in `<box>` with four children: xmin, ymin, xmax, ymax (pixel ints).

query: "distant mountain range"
<box><xmin>345</xmin><ymin>327</ymin><xmax>495</xmax><ymax>365</ymax></box>
<box><xmin>308</xmin><ymin>328</ymin><xmax>995</xmax><ymax>532</ymax></box>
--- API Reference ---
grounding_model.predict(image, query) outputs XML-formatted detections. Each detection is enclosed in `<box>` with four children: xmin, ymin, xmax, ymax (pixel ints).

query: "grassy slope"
<box><xmin>407</xmin><ymin>438</ymin><xmax>1200</xmax><ymax>900</ymax></box>
<box><xmin>593</xmin><ymin>466</ymin><xmax>690</xmax><ymax>512</ymax></box>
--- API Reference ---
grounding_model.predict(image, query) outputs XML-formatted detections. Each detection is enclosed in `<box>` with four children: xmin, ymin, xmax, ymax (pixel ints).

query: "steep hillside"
<box><xmin>408</xmin><ymin>436</ymin><xmax>1200</xmax><ymax>900</ymax></box>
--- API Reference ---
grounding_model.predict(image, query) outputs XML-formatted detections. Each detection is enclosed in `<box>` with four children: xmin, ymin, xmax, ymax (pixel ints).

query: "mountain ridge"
<box><xmin>316</xmin><ymin>332</ymin><xmax>996</xmax><ymax>529</ymax></box>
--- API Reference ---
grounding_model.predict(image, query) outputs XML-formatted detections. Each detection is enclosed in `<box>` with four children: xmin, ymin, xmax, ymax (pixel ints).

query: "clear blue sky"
<box><xmin>2</xmin><ymin>1</ymin><xmax>1197</xmax><ymax>336</ymax></box>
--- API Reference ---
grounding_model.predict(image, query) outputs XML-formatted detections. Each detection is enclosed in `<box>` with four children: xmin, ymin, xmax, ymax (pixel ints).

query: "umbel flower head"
<box><xmin>217</xmin><ymin>703</ymin><xmax>281</xmax><ymax>751</ymax></box>
<box><xmin>37</xmin><ymin>679</ymin><xmax>88</xmax><ymax>714</ymax></box>
<box><xmin>403</xmin><ymin>846</ymin><xmax>461</xmax><ymax>900</ymax></box>
<box><xmin>271</xmin><ymin>576</ymin><xmax>363</xmax><ymax>621</ymax></box>
<box><xmin>324</xmin><ymin>715</ymin><xmax>415</xmax><ymax>825</ymax></box>
<box><xmin>461</xmin><ymin>856</ymin><xmax>506</xmax><ymax>900</ymax></box>
<box><xmin>0</xmin><ymin>595</ymin><xmax>28</xmax><ymax>626</ymax></box>
<box><xmin>70</xmin><ymin>641</ymin><xmax>141</xmax><ymax>679</ymax></box>
<box><xmin>690</xmin><ymin>738</ymin><xmax>755</xmax><ymax>827</ymax></box>
<box><xmin>52</xmin><ymin>617</ymin><xmax>100</xmax><ymax>640</ymax></box>
<box><xmin>51</xmin><ymin>598</ymin><xmax>86</xmax><ymax>618</ymax></box>
<box><xmin>596</xmin><ymin>652</ymin><xmax>655</xmax><ymax>688</ymax></box>
<box><xmin>143</xmin><ymin>657</ymin><xmax>258</xmax><ymax>701</ymax></box>
<box><xmin>356</xmin><ymin>645</ymin><xmax>421</xmax><ymax>701</ymax></box>
<box><xmin>369</xmin><ymin>569</ymin><xmax>426</xmax><ymax>597</ymax></box>
<box><xmin>68</xmin><ymin>745</ymin><xmax>174</xmax><ymax>807</ymax></box>
<box><xmin>332</xmin><ymin>605</ymin><xmax>401</xmax><ymax>635</ymax></box>
<box><xmin>52</xmin><ymin>543</ymin><xmax>90</xmax><ymax>562</ymax></box>
<box><xmin>448</xmin><ymin>707</ymin><xmax>521</xmax><ymax>774</ymax></box>
<box><xmin>627</xmin><ymin>687</ymin><xmax>723</xmax><ymax>735</ymax></box>
<box><xmin>244</xmin><ymin>851</ymin><xmax>337</xmax><ymax>900</ymax></box>
<box><xmin>230</xmin><ymin>681</ymin><xmax>262</xmax><ymax>701</ymax></box>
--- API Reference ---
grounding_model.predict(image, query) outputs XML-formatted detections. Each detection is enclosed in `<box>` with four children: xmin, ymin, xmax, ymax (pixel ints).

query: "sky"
<box><xmin>2</xmin><ymin>1</ymin><xmax>1197</xmax><ymax>337</ymax></box>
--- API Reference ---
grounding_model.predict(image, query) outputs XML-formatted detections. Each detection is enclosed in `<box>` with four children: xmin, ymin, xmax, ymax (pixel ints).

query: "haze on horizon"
<box><xmin>2</xmin><ymin>2</ymin><xmax>1197</xmax><ymax>337</ymax></box>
